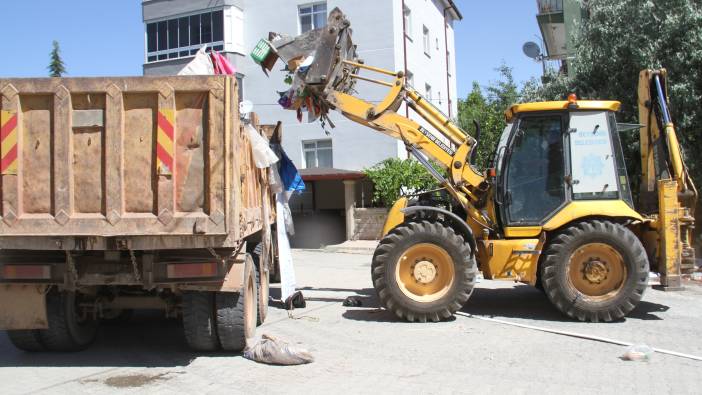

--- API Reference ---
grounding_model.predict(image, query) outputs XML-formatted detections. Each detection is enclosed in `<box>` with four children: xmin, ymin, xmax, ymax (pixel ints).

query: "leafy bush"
<box><xmin>363</xmin><ymin>158</ymin><xmax>440</xmax><ymax>208</ymax></box>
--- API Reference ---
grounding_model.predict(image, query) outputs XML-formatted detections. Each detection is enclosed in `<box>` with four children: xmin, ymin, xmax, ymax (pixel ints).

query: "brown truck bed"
<box><xmin>0</xmin><ymin>76</ymin><xmax>272</xmax><ymax>250</ymax></box>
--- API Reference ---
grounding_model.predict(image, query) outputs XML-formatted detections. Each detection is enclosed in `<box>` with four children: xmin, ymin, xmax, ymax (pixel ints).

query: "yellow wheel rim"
<box><xmin>568</xmin><ymin>243</ymin><xmax>627</xmax><ymax>300</ymax></box>
<box><xmin>395</xmin><ymin>243</ymin><xmax>455</xmax><ymax>303</ymax></box>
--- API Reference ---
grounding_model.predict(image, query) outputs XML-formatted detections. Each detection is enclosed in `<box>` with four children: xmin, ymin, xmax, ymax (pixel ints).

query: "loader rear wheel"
<box><xmin>541</xmin><ymin>220</ymin><xmax>649</xmax><ymax>322</ymax></box>
<box><xmin>252</xmin><ymin>242</ymin><xmax>269</xmax><ymax>325</ymax></box>
<box><xmin>7</xmin><ymin>330</ymin><xmax>45</xmax><ymax>352</ymax></box>
<box><xmin>183</xmin><ymin>292</ymin><xmax>219</xmax><ymax>351</ymax></box>
<box><xmin>39</xmin><ymin>290</ymin><xmax>98</xmax><ymax>352</ymax></box>
<box><xmin>372</xmin><ymin>220</ymin><xmax>477</xmax><ymax>322</ymax></box>
<box><xmin>216</xmin><ymin>253</ymin><xmax>257</xmax><ymax>352</ymax></box>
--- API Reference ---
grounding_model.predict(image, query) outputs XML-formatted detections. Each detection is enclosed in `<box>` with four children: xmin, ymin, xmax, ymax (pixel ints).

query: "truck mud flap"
<box><xmin>0</xmin><ymin>285</ymin><xmax>48</xmax><ymax>330</ymax></box>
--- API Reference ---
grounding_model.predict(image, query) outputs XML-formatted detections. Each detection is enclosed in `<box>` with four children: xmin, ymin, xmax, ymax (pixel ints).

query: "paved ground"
<box><xmin>1</xmin><ymin>249</ymin><xmax>701</xmax><ymax>394</ymax></box>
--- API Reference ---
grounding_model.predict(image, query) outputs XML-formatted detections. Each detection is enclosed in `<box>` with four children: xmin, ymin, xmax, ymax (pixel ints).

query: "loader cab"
<box><xmin>494</xmin><ymin>98</ymin><xmax>633</xmax><ymax>229</ymax></box>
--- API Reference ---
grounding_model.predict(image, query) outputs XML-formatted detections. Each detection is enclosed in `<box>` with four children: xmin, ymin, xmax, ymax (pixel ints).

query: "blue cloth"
<box><xmin>279</xmin><ymin>150</ymin><xmax>305</xmax><ymax>193</ymax></box>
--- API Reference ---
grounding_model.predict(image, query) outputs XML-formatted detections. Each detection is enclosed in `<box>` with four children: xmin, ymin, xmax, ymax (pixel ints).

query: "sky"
<box><xmin>0</xmin><ymin>0</ymin><xmax>544</xmax><ymax>100</ymax></box>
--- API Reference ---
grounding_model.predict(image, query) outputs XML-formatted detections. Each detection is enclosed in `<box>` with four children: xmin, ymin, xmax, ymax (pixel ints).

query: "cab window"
<box><xmin>505</xmin><ymin>115</ymin><xmax>566</xmax><ymax>224</ymax></box>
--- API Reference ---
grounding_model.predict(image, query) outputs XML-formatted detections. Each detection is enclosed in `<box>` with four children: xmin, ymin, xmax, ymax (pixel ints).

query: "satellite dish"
<box><xmin>522</xmin><ymin>42</ymin><xmax>542</xmax><ymax>59</ymax></box>
<box><xmin>239</xmin><ymin>100</ymin><xmax>254</xmax><ymax>115</ymax></box>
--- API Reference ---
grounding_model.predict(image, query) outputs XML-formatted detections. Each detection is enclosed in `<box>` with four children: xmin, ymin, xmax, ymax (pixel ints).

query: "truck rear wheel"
<box><xmin>7</xmin><ymin>330</ymin><xmax>45</xmax><ymax>352</ymax></box>
<box><xmin>252</xmin><ymin>243</ymin><xmax>269</xmax><ymax>325</ymax></box>
<box><xmin>372</xmin><ymin>220</ymin><xmax>477</xmax><ymax>322</ymax></box>
<box><xmin>183</xmin><ymin>292</ymin><xmax>219</xmax><ymax>351</ymax></box>
<box><xmin>216</xmin><ymin>253</ymin><xmax>257</xmax><ymax>352</ymax></box>
<box><xmin>541</xmin><ymin>220</ymin><xmax>649</xmax><ymax>322</ymax></box>
<box><xmin>39</xmin><ymin>290</ymin><xmax>98</xmax><ymax>352</ymax></box>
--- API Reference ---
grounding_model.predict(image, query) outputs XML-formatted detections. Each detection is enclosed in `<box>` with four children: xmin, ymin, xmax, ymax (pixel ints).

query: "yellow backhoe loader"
<box><xmin>252</xmin><ymin>8</ymin><xmax>697</xmax><ymax>322</ymax></box>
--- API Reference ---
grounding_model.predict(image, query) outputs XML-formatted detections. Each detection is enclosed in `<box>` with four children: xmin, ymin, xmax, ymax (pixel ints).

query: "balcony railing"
<box><xmin>537</xmin><ymin>0</ymin><xmax>563</xmax><ymax>14</ymax></box>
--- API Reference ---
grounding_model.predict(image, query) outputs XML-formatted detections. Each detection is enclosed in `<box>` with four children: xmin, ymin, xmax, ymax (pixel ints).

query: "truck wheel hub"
<box><xmin>413</xmin><ymin>260</ymin><xmax>437</xmax><ymax>284</ymax></box>
<box><xmin>583</xmin><ymin>259</ymin><xmax>608</xmax><ymax>284</ymax></box>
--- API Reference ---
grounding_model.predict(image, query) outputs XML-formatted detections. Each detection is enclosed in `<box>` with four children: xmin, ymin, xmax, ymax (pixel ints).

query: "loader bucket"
<box><xmin>252</xmin><ymin>7</ymin><xmax>358</xmax><ymax>98</ymax></box>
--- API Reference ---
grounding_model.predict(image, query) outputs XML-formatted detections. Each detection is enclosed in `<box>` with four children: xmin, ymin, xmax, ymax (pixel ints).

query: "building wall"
<box><xmin>142</xmin><ymin>0</ymin><xmax>460</xmax><ymax>172</ymax></box>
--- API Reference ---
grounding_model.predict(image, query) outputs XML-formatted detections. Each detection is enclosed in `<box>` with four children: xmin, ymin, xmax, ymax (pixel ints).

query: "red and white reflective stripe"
<box><xmin>1</xmin><ymin>111</ymin><xmax>18</xmax><ymax>175</ymax></box>
<box><xmin>2</xmin><ymin>264</ymin><xmax>52</xmax><ymax>280</ymax></box>
<box><xmin>166</xmin><ymin>262</ymin><xmax>218</xmax><ymax>279</ymax></box>
<box><xmin>156</xmin><ymin>109</ymin><xmax>175</xmax><ymax>175</ymax></box>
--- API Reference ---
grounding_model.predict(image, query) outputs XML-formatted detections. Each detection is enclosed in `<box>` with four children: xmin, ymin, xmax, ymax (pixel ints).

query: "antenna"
<box><xmin>522</xmin><ymin>41</ymin><xmax>542</xmax><ymax>59</ymax></box>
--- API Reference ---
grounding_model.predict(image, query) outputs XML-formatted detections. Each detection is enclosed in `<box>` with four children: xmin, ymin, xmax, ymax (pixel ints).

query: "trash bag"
<box><xmin>245</xmin><ymin>124</ymin><xmax>279</xmax><ymax>168</ymax></box>
<box><xmin>621</xmin><ymin>344</ymin><xmax>653</xmax><ymax>361</ymax></box>
<box><xmin>178</xmin><ymin>46</ymin><xmax>214</xmax><ymax>75</ymax></box>
<box><xmin>244</xmin><ymin>334</ymin><xmax>314</xmax><ymax>365</ymax></box>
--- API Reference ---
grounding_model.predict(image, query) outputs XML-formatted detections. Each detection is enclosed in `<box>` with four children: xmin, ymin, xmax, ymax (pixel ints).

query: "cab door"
<box><xmin>501</xmin><ymin>113</ymin><xmax>568</xmax><ymax>226</ymax></box>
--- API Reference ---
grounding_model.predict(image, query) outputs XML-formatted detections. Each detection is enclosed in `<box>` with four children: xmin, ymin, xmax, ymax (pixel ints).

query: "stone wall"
<box><xmin>353</xmin><ymin>208</ymin><xmax>388</xmax><ymax>240</ymax></box>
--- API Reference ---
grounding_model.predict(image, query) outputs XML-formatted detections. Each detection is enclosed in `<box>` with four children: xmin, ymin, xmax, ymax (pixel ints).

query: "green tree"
<box><xmin>48</xmin><ymin>40</ymin><xmax>67</xmax><ymax>77</ymax></box>
<box><xmin>529</xmin><ymin>0</ymin><xmax>702</xmax><ymax>190</ymax></box>
<box><xmin>457</xmin><ymin>64</ymin><xmax>519</xmax><ymax>170</ymax></box>
<box><xmin>364</xmin><ymin>158</ymin><xmax>440</xmax><ymax>208</ymax></box>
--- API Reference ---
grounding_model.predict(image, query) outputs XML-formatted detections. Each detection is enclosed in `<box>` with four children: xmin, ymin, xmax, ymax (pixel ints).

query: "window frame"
<box><xmin>403</xmin><ymin>5</ymin><xmax>413</xmax><ymax>41</ymax></box>
<box><xmin>499</xmin><ymin>112</ymin><xmax>570</xmax><ymax>227</ymax></box>
<box><xmin>422</xmin><ymin>25</ymin><xmax>431</xmax><ymax>57</ymax></box>
<box><xmin>298</xmin><ymin>2</ymin><xmax>328</xmax><ymax>34</ymax></box>
<box><xmin>302</xmin><ymin>139</ymin><xmax>333</xmax><ymax>169</ymax></box>
<box><xmin>145</xmin><ymin>8</ymin><xmax>225</xmax><ymax>64</ymax></box>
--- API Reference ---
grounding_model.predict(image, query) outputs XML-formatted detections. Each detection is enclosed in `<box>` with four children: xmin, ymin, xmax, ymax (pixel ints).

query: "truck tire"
<box><xmin>216</xmin><ymin>254</ymin><xmax>257</xmax><ymax>352</ymax></box>
<box><xmin>7</xmin><ymin>330</ymin><xmax>45</xmax><ymax>352</ymax></box>
<box><xmin>39</xmin><ymin>290</ymin><xmax>98</xmax><ymax>352</ymax></box>
<box><xmin>182</xmin><ymin>292</ymin><xmax>219</xmax><ymax>351</ymax></box>
<box><xmin>252</xmin><ymin>242</ymin><xmax>269</xmax><ymax>325</ymax></box>
<box><xmin>372</xmin><ymin>220</ymin><xmax>477</xmax><ymax>322</ymax></box>
<box><xmin>541</xmin><ymin>220</ymin><xmax>649</xmax><ymax>322</ymax></box>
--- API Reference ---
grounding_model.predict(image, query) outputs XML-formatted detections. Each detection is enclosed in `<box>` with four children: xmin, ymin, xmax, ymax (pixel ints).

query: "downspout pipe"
<box><xmin>443</xmin><ymin>5</ymin><xmax>453</xmax><ymax>118</ymax></box>
<box><xmin>402</xmin><ymin>0</ymin><xmax>410</xmax><ymax>118</ymax></box>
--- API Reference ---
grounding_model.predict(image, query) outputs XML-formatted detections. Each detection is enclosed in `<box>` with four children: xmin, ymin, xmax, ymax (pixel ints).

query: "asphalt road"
<box><xmin>1</xmin><ymin>249</ymin><xmax>701</xmax><ymax>394</ymax></box>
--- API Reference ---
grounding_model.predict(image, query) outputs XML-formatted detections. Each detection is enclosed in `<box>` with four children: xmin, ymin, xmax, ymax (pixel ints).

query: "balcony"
<box><xmin>537</xmin><ymin>0</ymin><xmax>563</xmax><ymax>14</ymax></box>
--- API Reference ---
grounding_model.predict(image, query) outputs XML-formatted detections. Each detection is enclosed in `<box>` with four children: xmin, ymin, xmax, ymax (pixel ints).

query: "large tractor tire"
<box><xmin>7</xmin><ymin>330</ymin><xmax>45</xmax><ymax>352</ymax></box>
<box><xmin>541</xmin><ymin>220</ymin><xmax>649</xmax><ymax>322</ymax></box>
<box><xmin>216</xmin><ymin>253</ymin><xmax>258</xmax><ymax>352</ymax></box>
<box><xmin>38</xmin><ymin>290</ymin><xmax>98</xmax><ymax>352</ymax></box>
<box><xmin>183</xmin><ymin>291</ymin><xmax>219</xmax><ymax>351</ymax></box>
<box><xmin>372</xmin><ymin>220</ymin><xmax>477</xmax><ymax>322</ymax></box>
<box><xmin>252</xmin><ymin>242</ymin><xmax>269</xmax><ymax>325</ymax></box>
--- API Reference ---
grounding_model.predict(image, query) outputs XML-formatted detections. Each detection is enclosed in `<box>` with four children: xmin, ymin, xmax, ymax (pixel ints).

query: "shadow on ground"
<box><xmin>337</xmin><ymin>283</ymin><xmax>670</xmax><ymax>323</ymax></box>
<box><xmin>0</xmin><ymin>311</ymin><xmax>237</xmax><ymax>368</ymax></box>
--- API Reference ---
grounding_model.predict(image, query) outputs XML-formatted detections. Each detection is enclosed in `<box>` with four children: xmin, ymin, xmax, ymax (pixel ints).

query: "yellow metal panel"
<box><xmin>657</xmin><ymin>180</ymin><xmax>682</xmax><ymax>288</ymax></box>
<box><xmin>477</xmin><ymin>238</ymin><xmax>542</xmax><ymax>284</ymax></box>
<box><xmin>382</xmin><ymin>197</ymin><xmax>408</xmax><ymax>236</ymax></box>
<box><xmin>504</xmin><ymin>226</ymin><xmax>542</xmax><ymax>238</ymax></box>
<box><xmin>505</xmin><ymin>100</ymin><xmax>621</xmax><ymax>122</ymax></box>
<box><xmin>542</xmin><ymin>200</ymin><xmax>643</xmax><ymax>231</ymax></box>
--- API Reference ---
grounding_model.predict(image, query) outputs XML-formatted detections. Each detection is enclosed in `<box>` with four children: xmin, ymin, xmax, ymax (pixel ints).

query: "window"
<box><xmin>447</xmin><ymin>51</ymin><xmax>452</xmax><ymax>77</ymax></box>
<box><xmin>303</xmin><ymin>139</ymin><xmax>333</xmax><ymax>168</ymax></box>
<box><xmin>406</xmin><ymin>70</ymin><xmax>414</xmax><ymax>87</ymax></box>
<box><xmin>299</xmin><ymin>3</ymin><xmax>327</xmax><ymax>34</ymax></box>
<box><xmin>403</xmin><ymin>6</ymin><xmax>412</xmax><ymax>39</ymax></box>
<box><xmin>422</xmin><ymin>25</ymin><xmax>430</xmax><ymax>56</ymax></box>
<box><xmin>145</xmin><ymin>10</ymin><xmax>225</xmax><ymax>63</ymax></box>
<box><xmin>425</xmin><ymin>83</ymin><xmax>432</xmax><ymax>101</ymax></box>
<box><xmin>504</xmin><ymin>115</ymin><xmax>566</xmax><ymax>224</ymax></box>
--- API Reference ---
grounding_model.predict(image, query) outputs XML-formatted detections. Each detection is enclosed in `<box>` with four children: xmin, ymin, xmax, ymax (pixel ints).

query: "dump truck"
<box><xmin>0</xmin><ymin>75</ymin><xmax>276</xmax><ymax>352</ymax></box>
<box><xmin>254</xmin><ymin>8</ymin><xmax>697</xmax><ymax>323</ymax></box>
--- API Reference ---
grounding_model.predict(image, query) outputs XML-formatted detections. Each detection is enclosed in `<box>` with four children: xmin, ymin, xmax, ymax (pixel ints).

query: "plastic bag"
<box><xmin>244</xmin><ymin>334</ymin><xmax>314</xmax><ymax>365</ymax></box>
<box><xmin>621</xmin><ymin>344</ymin><xmax>653</xmax><ymax>361</ymax></box>
<box><xmin>245</xmin><ymin>124</ymin><xmax>279</xmax><ymax>168</ymax></box>
<box><xmin>178</xmin><ymin>46</ymin><xmax>214</xmax><ymax>75</ymax></box>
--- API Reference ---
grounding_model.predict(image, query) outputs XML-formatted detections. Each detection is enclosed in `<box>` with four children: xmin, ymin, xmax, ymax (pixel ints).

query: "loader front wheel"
<box><xmin>541</xmin><ymin>220</ymin><xmax>649</xmax><ymax>322</ymax></box>
<box><xmin>372</xmin><ymin>221</ymin><xmax>477</xmax><ymax>322</ymax></box>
